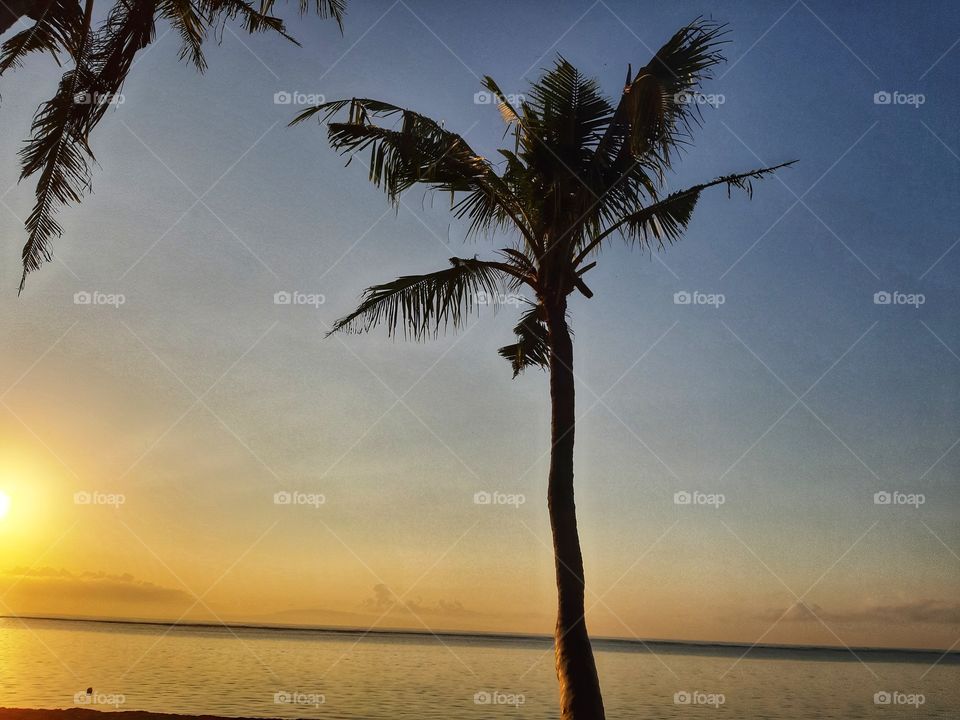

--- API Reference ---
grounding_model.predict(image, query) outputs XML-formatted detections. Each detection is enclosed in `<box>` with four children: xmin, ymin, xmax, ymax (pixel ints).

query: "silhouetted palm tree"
<box><xmin>297</xmin><ymin>19</ymin><xmax>792</xmax><ymax>720</ymax></box>
<box><xmin>1</xmin><ymin>0</ymin><xmax>346</xmax><ymax>291</ymax></box>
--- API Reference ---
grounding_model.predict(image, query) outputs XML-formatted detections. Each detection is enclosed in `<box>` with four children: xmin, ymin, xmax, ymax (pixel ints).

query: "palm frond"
<box><xmin>303</xmin><ymin>0</ymin><xmax>345</xmax><ymax>32</ymax></box>
<box><xmin>574</xmin><ymin>161</ymin><xmax>795</xmax><ymax>265</ymax></box>
<box><xmin>158</xmin><ymin>0</ymin><xmax>208</xmax><ymax>71</ymax></box>
<box><xmin>0</xmin><ymin>23</ymin><xmax>61</xmax><ymax>75</ymax></box>
<box><xmin>294</xmin><ymin>97</ymin><xmax>538</xmax><ymax>251</ymax></box>
<box><xmin>18</xmin><ymin>61</ymin><xmax>95</xmax><ymax>291</ymax></box>
<box><xmin>498</xmin><ymin>302</ymin><xmax>549</xmax><ymax>377</ymax></box>
<box><xmin>16</xmin><ymin>0</ymin><xmax>159</xmax><ymax>292</ymax></box>
<box><xmin>0</xmin><ymin>0</ymin><xmax>85</xmax><ymax>77</ymax></box>
<box><xmin>259</xmin><ymin>0</ymin><xmax>346</xmax><ymax>32</ymax></box>
<box><xmin>208</xmin><ymin>0</ymin><xmax>296</xmax><ymax>42</ymax></box>
<box><xmin>594</xmin><ymin>18</ymin><xmax>727</xmax><ymax>181</ymax></box>
<box><xmin>328</xmin><ymin>256</ymin><xmax>515</xmax><ymax>339</ymax></box>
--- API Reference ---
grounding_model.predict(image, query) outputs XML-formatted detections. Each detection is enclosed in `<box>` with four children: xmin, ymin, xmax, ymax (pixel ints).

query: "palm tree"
<box><xmin>295</xmin><ymin>20</ymin><xmax>792</xmax><ymax>720</ymax></box>
<box><xmin>1</xmin><ymin>0</ymin><xmax>346</xmax><ymax>292</ymax></box>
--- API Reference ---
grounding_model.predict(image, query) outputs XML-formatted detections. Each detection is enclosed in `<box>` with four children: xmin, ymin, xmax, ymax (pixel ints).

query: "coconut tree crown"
<box><xmin>294</xmin><ymin>18</ymin><xmax>792</xmax><ymax>375</ymax></box>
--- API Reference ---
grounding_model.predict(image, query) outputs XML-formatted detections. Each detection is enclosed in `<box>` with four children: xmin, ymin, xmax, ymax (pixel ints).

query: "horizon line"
<box><xmin>3</xmin><ymin>614</ymin><xmax>957</xmax><ymax>660</ymax></box>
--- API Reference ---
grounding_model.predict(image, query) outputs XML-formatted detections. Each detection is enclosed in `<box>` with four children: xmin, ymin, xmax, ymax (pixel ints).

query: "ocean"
<box><xmin>0</xmin><ymin>618</ymin><xmax>955</xmax><ymax>718</ymax></box>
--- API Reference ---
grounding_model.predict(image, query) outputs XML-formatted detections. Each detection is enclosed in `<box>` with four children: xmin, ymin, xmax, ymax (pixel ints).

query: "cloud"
<box><xmin>360</xmin><ymin>583</ymin><xmax>476</xmax><ymax>618</ymax></box>
<box><xmin>1</xmin><ymin>566</ymin><xmax>193</xmax><ymax>606</ymax></box>
<box><xmin>771</xmin><ymin>599</ymin><xmax>960</xmax><ymax>626</ymax></box>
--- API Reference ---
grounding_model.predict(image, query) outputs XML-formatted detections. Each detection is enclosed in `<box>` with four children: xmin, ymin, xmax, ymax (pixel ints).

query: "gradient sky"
<box><xmin>0</xmin><ymin>0</ymin><xmax>958</xmax><ymax>651</ymax></box>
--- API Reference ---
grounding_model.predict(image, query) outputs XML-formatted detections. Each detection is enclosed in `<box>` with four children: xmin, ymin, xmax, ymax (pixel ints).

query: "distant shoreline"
<box><xmin>2</xmin><ymin>613</ymin><xmax>957</xmax><ymax>662</ymax></box>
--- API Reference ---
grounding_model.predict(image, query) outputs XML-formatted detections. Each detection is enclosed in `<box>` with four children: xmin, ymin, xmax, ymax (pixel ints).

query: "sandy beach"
<box><xmin>0</xmin><ymin>710</ymin><xmax>273</xmax><ymax>720</ymax></box>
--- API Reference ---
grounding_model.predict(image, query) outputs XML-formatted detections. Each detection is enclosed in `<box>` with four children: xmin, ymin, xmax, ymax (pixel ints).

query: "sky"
<box><xmin>0</xmin><ymin>0</ymin><xmax>958</xmax><ymax>651</ymax></box>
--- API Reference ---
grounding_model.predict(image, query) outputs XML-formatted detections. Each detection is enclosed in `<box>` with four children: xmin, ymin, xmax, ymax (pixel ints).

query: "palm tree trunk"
<box><xmin>545</xmin><ymin>296</ymin><xmax>605</xmax><ymax>720</ymax></box>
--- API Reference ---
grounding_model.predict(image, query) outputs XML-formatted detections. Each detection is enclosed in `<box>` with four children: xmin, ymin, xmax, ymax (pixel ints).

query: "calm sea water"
<box><xmin>0</xmin><ymin>618</ymin><xmax>956</xmax><ymax>719</ymax></box>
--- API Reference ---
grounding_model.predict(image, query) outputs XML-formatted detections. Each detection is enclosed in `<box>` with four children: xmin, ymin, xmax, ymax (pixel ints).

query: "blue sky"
<box><xmin>0</xmin><ymin>0</ymin><xmax>958</xmax><ymax>649</ymax></box>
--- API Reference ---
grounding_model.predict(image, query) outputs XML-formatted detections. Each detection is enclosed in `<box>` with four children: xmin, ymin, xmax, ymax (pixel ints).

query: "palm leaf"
<box><xmin>18</xmin><ymin>61</ymin><xmax>95</xmax><ymax>291</ymax></box>
<box><xmin>594</xmin><ymin>18</ymin><xmax>727</xmax><ymax>180</ymax></box>
<box><xmin>259</xmin><ymin>0</ymin><xmax>346</xmax><ymax>32</ymax></box>
<box><xmin>574</xmin><ymin>161</ymin><xmax>796</xmax><ymax>265</ymax></box>
<box><xmin>294</xmin><ymin>98</ymin><xmax>538</xmax><ymax>250</ymax></box>
<box><xmin>328</xmin><ymin>256</ymin><xmax>515</xmax><ymax>339</ymax></box>
<box><xmin>498</xmin><ymin>302</ymin><xmax>549</xmax><ymax>377</ymax></box>
<box><xmin>158</xmin><ymin>0</ymin><xmax>209</xmax><ymax>71</ymax></box>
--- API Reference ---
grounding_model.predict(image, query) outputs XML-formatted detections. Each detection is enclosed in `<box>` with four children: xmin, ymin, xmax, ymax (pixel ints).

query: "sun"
<box><xmin>0</xmin><ymin>491</ymin><xmax>10</xmax><ymax>519</ymax></box>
